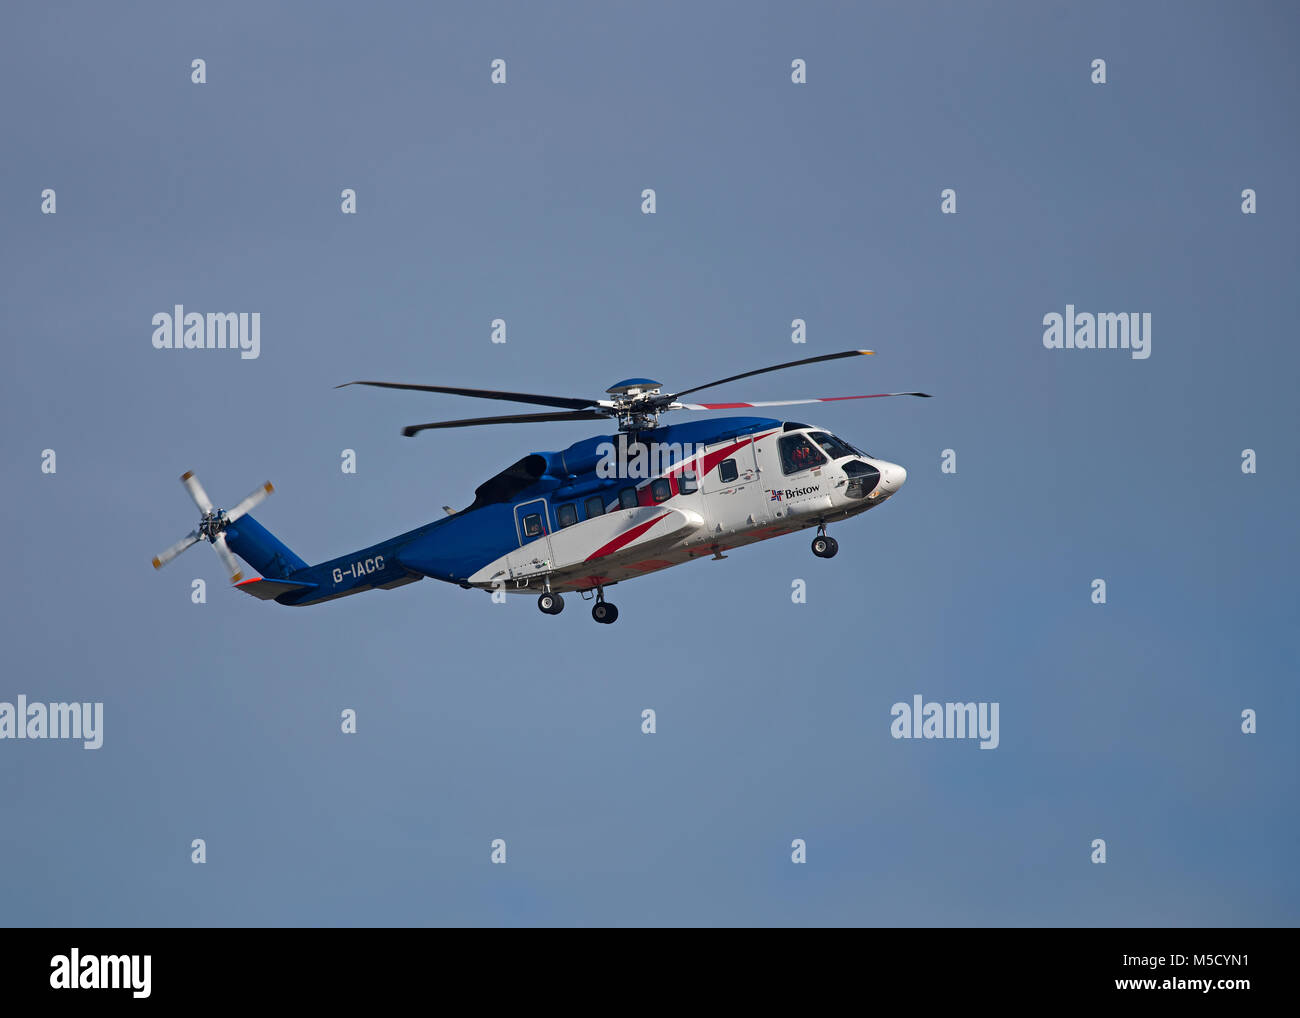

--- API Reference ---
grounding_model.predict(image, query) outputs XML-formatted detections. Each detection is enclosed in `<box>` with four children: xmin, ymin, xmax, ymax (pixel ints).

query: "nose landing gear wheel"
<box><xmin>592</xmin><ymin>601</ymin><xmax>619</xmax><ymax>624</ymax></box>
<box><xmin>811</xmin><ymin>535</ymin><xmax>839</xmax><ymax>558</ymax></box>
<box><xmin>538</xmin><ymin>592</ymin><xmax>564</xmax><ymax>615</ymax></box>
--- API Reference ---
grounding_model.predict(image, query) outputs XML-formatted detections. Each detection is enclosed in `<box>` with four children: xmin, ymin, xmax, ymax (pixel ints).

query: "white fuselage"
<box><xmin>467</xmin><ymin>424</ymin><xmax>906</xmax><ymax>595</ymax></box>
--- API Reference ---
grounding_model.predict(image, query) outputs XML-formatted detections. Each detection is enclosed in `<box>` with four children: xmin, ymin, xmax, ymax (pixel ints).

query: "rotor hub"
<box><xmin>604</xmin><ymin>380</ymin><xmax>671</xmax><ymax>430</ymax></box>
<box><xmin>198</xmin><ymin>510</ymin><xmax>229</xmax><ymax>542</ymax></box>
<box><xmin>604</xmin><ymin>378</ymin><xmax>662</xmax><ymax>398</ymax></box>
<box><xmin>615</xmin><ymin>409</ymin><xmax>660</xmax><ymax>431</ymax></box>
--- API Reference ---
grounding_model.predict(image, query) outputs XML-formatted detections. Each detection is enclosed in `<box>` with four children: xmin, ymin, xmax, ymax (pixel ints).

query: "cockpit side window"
<box><xmin>810</xmin><ymin>431</ymin><xmax>857</xmax><ymax>460</ymax></box>
<box><xmin>778</xmin><ymin>434</ymin><xmax>828</xmax><ymax>475</ymax></box>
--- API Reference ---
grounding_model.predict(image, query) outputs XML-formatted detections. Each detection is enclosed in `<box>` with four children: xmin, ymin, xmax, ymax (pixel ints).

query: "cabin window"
<box><xmin>718</xmin><ymin>458</ymin><xmax>739</xmax><ymax>483</ymax></box>
<box><xmin>678</xmin><ymin>468</ymin><xmax>698</xmax><ymax>495</ymax></box>
<box><xmin>619</xmin><ymin>487</ymin><xmax>638</xmax><ymax>510</ymax></box>
<box><xmin>651</xmin><ymin>478</ymin><xmax>672</xmax><ymax>503</ymax></box>
<box><xmin>557</xmin><ymin>503</ymin><xmax>578</xmax><ymax>529</ymax></box>
<box><xmin>584</xmin><ymin>496</ymin><xmax>605</xmax><ymax>519</ymax></box>
<box><xmin>522</xmin><ymin>513</ymin><xmax>543</xmax><ymax>538</ymax></box>
<box><xmin>778</xmin><ymin>434</ymin><xmax>828</xmax><ymax>475</ymax></box>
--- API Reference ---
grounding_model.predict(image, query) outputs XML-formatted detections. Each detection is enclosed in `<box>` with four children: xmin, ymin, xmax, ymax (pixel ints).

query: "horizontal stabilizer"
<box><xmin>235</xmin><ymin>576</ymin><xmax>319</xmax><ymax>601</ymax></box>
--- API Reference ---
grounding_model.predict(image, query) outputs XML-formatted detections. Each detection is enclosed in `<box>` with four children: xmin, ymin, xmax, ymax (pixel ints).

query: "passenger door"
<box><xmin>513</xmin><ymin>498</ymin><xmax>555</xmax><ymax>566</ymax></box>
<box><xmin>701</xmin><ymin>437</ymin><xmax>766</xmax><ymax>533</ymax></box>
<box><xmin>746</xmin><ymin>432</ymin><xmax>777</xmax><ymax>525</ymax></box>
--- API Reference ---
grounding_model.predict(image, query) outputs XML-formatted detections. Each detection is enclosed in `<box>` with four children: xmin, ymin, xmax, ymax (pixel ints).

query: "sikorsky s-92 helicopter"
<box><xmin>152</xmin><ymin>350</ymin><xmax>929</xmax><ymax>622</ymax></box>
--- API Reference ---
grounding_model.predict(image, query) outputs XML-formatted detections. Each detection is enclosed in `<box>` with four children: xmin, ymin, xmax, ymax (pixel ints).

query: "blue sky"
<box><xmin>1</xmin><ymin>0</ymin><xmax>1296</xmax><ymax>926</ymax></box>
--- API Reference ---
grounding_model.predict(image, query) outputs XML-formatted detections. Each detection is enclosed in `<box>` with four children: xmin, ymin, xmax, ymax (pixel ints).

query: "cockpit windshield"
<box><xmin>809</xmin><ymin>432</ymin><xmax>860</xmax><ymax>460</ymax></box>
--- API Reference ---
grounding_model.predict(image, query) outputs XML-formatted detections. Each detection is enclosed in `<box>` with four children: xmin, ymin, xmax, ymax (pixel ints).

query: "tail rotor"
<box><xmin>152</xmin><ymin>471</ymin><xmax>274</xmax><ymax>584</ymax></box>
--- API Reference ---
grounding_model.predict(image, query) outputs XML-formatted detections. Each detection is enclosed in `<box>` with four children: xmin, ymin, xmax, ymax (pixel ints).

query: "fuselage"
<box><xmin>231</xmin><ymin>416</ymin><xmax>906</xmax><ymax>606</ymax></box>
<box><xmin>381</xmin><ymin>417</ymin><xmax>903</xmax><ymax>595</ymax></box>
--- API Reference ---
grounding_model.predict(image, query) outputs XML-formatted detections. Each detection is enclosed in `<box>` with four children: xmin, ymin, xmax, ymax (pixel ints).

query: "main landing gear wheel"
<box><xmin>592</xmin><ymin>601</ymin><xmax>619</xmax><ymax>624</ymax></box>
<box><xmin>811</xmin><ymin>535</ymin><xmax>839</xmax><ymax>558</ymax></box>
<box><xmin>538</xmin><ymin>592</ymin><xmax>564</xmax><ymax>615</ymax></box>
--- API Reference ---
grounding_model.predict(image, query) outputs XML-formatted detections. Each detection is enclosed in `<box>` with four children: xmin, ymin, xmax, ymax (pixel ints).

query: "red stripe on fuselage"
<box><xmin>597</xmin><ymin>428</ymin><xmax>775</xmax><ymax>520</ymax></box>
<box><xmin>695</xmin><ymin>431</ymin><xmax>773</xmax><ymax>478</ymax></box>
<box><xmin>585</xmin><ymin>512</ymin><xmax>671</xmax><ymax>561</ymax></box>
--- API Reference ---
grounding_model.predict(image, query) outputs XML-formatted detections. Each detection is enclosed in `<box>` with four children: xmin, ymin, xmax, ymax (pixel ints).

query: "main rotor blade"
<box><xmin>226</xmin><ymin>481</ymin><xmax>274</xmax><ymax>523</ymax></box>
<box><xmin>338</xmin><ymin>381</ymin><xmax>596</xmax><ymax>411</ymax></box>
<box><xmin>152</xmin><ymin>531</ymin><xmax>200</xmax><ymax>569</ymax></box>
<box><xmin>402</xmin><ymin>409</ymin><xmax>610</xmax><ymax>437</ymax></box>
<box><xmin>212</xmin><ymin>533</ymin><xmax>244</xmax><ymax>584</ymax></box>
<box><xmin>671</xmin><ymin>350</ymin><xmax>875</xmax><ymax>400</ymax></box>
<box><xmin>678</xmin><ymin>392</ymin><xmax>932</xmax><ymax>410</ymax></box>
<box><xmin>180</xmin><ymin>470</ymin><xmax>214</xmax><ymax>514</ymax></box>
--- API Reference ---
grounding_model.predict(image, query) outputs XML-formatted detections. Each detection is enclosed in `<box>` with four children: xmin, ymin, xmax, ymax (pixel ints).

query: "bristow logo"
<box><xmin>890</xmin><ymin>694</ymin><xmax>999</xmax><ymax>749</ymax></box>
<box><xmin>151</xmin><ymin>305</ymin><xmax>261</xmax><ymax>360</ymax></box>
<box><xmin>0</xmin><ymin>696</ymin><xmax>102</xmax><ymax>749</ymax></box>
<box><xmin>770</xmin><ymin>490</ymin><xmax>783</xmax><ymax>501</ymax></box>
<box><xmin>595</xmin><ymin>436</ymin><xmax>707</xmax><ymax>480</ymax></box>
<box><xmin>776</xmin><ymin>486</ymin><xmax>818</xmax><ymax>499</ymax></box>
<box><xmin>1042</xmin><ymin>305</ymin><xmax>1151</xmax><ymax>360</ymax></box>
<box><xmin>50</xmin><ymin>949</ymin><xmax>150</xmax><ymax>998</ymax></box>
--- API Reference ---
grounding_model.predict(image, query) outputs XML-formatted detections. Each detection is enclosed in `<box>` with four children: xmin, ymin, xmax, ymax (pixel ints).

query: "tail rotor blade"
<box><xmin>152</xmin><ymin>532</ymin><xmax>200</xmax><ymax>569</ymax></box>
<box><xmin>180</xmin><ymin>471</ymin><xmax>214</xmax><ymax>514</ymax></box>
<box><xmin>212</xmin><ymin>533</ymin><xmax>244</xmax><ymax>584</ymax></box>
<box><xmin>226</xmin><ymin>481</ymin><xmax>274</xmax><ymax>522</ymax></box>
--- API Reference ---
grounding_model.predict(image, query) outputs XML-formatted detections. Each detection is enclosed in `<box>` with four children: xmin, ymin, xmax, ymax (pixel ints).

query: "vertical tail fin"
<box><xmin>224</xmin><ymin>513</ymin><xmax>308</xmax><ymax>578</ymax></box>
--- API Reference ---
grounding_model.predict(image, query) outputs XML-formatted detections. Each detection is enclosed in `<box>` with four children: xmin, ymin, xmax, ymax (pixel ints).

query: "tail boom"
<box><xmin>225</xmin><ymin>514</ymin><xmax>425</xmax><ymax>606</ymax></box>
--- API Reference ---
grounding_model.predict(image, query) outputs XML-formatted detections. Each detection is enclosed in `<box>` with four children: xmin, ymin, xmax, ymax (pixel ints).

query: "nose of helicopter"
<box><xmin>880</xmin><ymin>463</ymin><xmax>907</xmax><ymax>494</ymax></box>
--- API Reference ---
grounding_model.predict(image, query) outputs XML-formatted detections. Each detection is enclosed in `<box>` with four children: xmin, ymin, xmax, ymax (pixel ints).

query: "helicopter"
<box><xmin>152</xmin><ymin>350</ymin><xmax>929</xmax><ymax>622</ymax></box>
